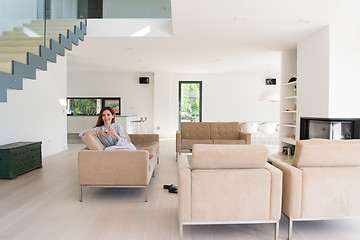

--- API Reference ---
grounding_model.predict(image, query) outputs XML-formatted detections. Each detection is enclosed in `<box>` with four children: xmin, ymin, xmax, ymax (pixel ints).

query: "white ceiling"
<box><xmin>67</xmin><ymin>0</ymin><xmax>360</xmax><ymax>74</ymax></box>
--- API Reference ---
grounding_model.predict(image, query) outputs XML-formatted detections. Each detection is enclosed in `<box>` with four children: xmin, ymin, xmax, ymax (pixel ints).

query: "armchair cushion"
<box><xmin>190</xmin><ymin>144</ymin><xmax>268</xmax><ymax>170</ymax></box>
<box><xmin>81</xmin><ymin>134</ymin><xmax>105</xmax><ymax>150</ymax></box>
<box><xmin>293</xmin><ymin>139</ymin><xmax>360</xmax><ymax>168</ymax></box>
<box><xmin>191</xmin><ymin>169</ymin><xmax>271</xmax><ymax>221</ymax></box>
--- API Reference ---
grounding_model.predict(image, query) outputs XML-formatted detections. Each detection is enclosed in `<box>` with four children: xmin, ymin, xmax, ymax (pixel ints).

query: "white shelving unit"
<box><xmin>279</xmin><ymin>50</ymin><xmax>297</xmax><ymax>155</ymax></box>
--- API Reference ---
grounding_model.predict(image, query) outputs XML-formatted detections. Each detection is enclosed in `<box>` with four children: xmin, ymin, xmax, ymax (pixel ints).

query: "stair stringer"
<box><xmin>0</xmin><ymin>22</ymin><xmax>86</xmax><ymax>102</ymax></box>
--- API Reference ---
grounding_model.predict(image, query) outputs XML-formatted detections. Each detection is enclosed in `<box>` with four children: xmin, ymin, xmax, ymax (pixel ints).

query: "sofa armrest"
<box><xmin>265</xmin><ymin>162</ymin><xmax>283</xmax><ymax>220</ymax></box>
<box><xmin>270</xmin><ymin>157</ymin><xmax>303</xmax><ymax>218</ymax></box>
<box><xmin>78</xmin><ymin>150</ymin><xmax>150</xmax><ymax>186</ymax></box>
<box><xmin>129</xmin><ymin>134</ymin><xmax>159</xmax><ymax>145</ymax></box>
<box><xmin>178</xmin><ymin>155</ymin><xmax>192</xmax><ymax>222</ymax></box>
<box><xmin>176</xmin><ymin>130</ymin><xmax>182</xmax><ymax>153</ymax></box>
<box><xmin>239</xmin><ymin>131</ymin><xmax>251</xmax><ymax>144</ymax></box>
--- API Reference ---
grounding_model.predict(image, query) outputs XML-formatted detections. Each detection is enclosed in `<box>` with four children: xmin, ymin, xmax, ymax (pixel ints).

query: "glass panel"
<box><xmin>67</xmin><ymin>97</ymin><xmax>121</xmax><ymax>115</ymax></box>
<box><xmin>67</xmin><ymin>98</ymin><xmax>99</xmax><ymax>115</ymax></box>
<box><xmin>104</xmin><ymin>99</ymin><xmax>120</xmax><ymax>114</ymax></box>
<box><xmin>180</xmin><ymin>83</ymin><xmax>201</xmax><ymax>123</ymax></box>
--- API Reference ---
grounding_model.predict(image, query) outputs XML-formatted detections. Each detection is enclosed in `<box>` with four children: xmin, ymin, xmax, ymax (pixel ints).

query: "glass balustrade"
<box><xmin>0</xmin><ymin>0</ymin><xmax>171</xmax><ymax>74</ymax></box>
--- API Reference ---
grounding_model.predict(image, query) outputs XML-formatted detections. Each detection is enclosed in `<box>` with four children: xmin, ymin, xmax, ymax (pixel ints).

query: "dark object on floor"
<box><xmin>168</xmin><ymin>186</ymin><xmax>178</xmax><ymax>194</ymax></box>
<box><xmin>163</xmin><ymin>184</ymin><xmax>174</xmax><ymax>189</ymax></box>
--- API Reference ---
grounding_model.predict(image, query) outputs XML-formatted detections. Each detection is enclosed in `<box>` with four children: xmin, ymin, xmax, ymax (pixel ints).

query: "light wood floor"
<box><xmin>1</xmin><ymin>139</ymin><xmax>360</xmax><ymax>240</ymax></box>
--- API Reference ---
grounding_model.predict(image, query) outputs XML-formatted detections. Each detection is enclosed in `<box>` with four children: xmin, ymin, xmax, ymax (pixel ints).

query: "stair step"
<box><xmin>31</xmin><ymin>19</ymin><xmax>85</xmax><ymax>26</ymax></box>
<box><xmin>3</xmin><ymin>31</ymin><xmax>63</xmax><ymax>38</ymax></box>
<box><xmin>17</xmin><ymin>26</ymin><xmax>74</xmax><ymax>31</ymax></box>
<box><xmin>0</xmin><ymin>39</ymin><xmax>51</xmax><ymax>47</ymax></box>
<box><xmin>0</xmin><ymin>62</ymin><xmax>12</xmax><ymax>73</ymax></box>
<box><xmin>0</xmin><ymin>46</ymin><xmax>39</xmax><ymax>55</ymax></box>
<box><xmin>0</xmin><ymin>35</ymin><xmax>60</xmax><ymax>41</ymax></box>
<box><xmin>0</xmin><ymin>53</ymin><xmax>28</xmax><ymax>64</ymax></box>
<box><xmin>13</xmin><ymin>27</ymin><xmax>70</xmax><ymax>35</ymax></box>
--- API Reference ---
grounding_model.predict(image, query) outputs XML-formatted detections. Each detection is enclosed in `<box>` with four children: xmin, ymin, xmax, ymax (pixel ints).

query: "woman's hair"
<box><xmin>95</xmin><ymin>106</ymin><xmax>115</xmax><ymax>127</ymax></box>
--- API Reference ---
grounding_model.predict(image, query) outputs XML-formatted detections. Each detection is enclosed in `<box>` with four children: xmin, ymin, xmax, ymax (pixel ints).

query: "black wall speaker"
<box><xmin>265</xmin><ymin>78</ymin><xmax>276</xmax><ymax>85</ymax></box>
<box><xmin>139</xmin><ymin>77</ymin><xmax>149</xmax><ymax>84</ymax></box>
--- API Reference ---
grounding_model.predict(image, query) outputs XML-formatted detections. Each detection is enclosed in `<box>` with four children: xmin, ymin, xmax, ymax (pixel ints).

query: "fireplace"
<box><xmin>300</xmin><ymin>117</ymin><xmax>360</xmax><ymax>140</ymax></box>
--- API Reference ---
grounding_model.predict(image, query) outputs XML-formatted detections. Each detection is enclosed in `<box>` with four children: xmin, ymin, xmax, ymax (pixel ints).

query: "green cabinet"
<box><xmin>0</xmin><ymin>142</ymin><xmax>42</xmax><ymax>179</ymax></box>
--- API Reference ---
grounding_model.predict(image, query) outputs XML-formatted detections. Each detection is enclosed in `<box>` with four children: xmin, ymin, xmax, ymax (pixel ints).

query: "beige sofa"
<box><xmin>78</xmin><ymin>133</ymin><xmax>159</xmax><ymax>202</ymax></box>
<box><xmin>178</xmin><ymin>144</ymin><xmax>282</xmax><ymax>240</ymax></box>
<box><xmin>270</xmin><ymin>139</ymin><xmax>360</xmax><ymax>240</ymax></box>
<box><xmin>176</xmin><ymin>122</ymin><xmax>251</xmax><ymax>155</ymax></box>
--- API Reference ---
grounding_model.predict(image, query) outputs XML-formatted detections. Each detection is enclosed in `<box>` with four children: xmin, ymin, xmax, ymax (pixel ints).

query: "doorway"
<box><xmin>178</xmin><ymin>81</ymin><xmax>202</xmax><ymax>129</ymax></box>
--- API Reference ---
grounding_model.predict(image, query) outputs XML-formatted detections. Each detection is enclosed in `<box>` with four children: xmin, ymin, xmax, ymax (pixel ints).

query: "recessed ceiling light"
<box><xmin>297</xmin><ymin>19</ymin><xmax>312</xmax><ymax>24</ymax></box>
<box><xmin>233</xmin><ymin>17</ymin><xmax>248</xmax><ymax>22</ymax></box>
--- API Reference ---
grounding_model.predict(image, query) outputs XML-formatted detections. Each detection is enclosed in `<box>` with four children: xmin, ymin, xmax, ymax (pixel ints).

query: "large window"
<box><xmin>67</xmin><ymin>97</ymin><xmax>121</xmax><ymax>115</ymax></box>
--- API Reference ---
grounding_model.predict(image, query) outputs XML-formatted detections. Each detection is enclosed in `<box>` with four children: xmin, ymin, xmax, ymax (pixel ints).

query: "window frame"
<box><xmin>66</xmin><ymin>97</ymin><xmax>121</xmax><ymax>116</ymax></box>
<box><xmin>178</xmin><ymin>81</ymin><xmax>203</xmax><ymax>129</ymax></box>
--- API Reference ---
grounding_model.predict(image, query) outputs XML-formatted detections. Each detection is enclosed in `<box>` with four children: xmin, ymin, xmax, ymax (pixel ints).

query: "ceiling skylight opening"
<box><xmin>130</xmin><ymin>26</ymin><xmax>151</xmax><ymax>37</ymax></box>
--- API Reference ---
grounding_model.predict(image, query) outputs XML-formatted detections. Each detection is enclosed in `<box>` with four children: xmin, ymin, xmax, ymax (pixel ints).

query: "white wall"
<box><xmin>67</xmin><ymin>72</ymin><xmax>154</xmax><ymax>133</ymax></box>
<box><xmin>297</xmin><ymin>24</ymin><xmax>360</xmax><ymax>119</ymax></box>
<box><xmin>153</xmin><ymin>72</ymin><xmax>175</xmax><ymax>138</ymax></box>
<box><xmin>328</xmin><ymin>24</ymin><xmax>360</xmax><ymax>118</ymax></box>
<box><xmin>0</xmin><ymin>56</ymin><xmax>68</xmax><ymax>157</ymax></box>
<box><xmin>87</xmin><ymin>19</ymin><xmax>172</xmax><ymax>37</ymax></box>
<box><xmin>153</xmin><ymin>72</ymin><xmax>280</xmax><ymax>138</ymax></box>
<box><xmin>297</xmin><ymin>26</ymin><xmax>330</xmax><ymax>118</ymax></box>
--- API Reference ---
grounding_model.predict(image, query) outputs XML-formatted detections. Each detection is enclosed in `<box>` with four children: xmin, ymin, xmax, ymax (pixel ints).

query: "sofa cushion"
<box><xmin>210</xmin><ymin>122</ymin><xmax>240</xmax><ymax>140</ymax></box>
<box><xmin>181</xmin><ymin>122</ymin><xmax>210</xmax><ymax>140</ymax></box>
<box><xmin>212</xmin><ymin>140</ymin><xmax>245</xmax><ymax>144</ymax></box>
<box><xmin>81</xmin><ymin>134</ymin><xmax>105</xmax><ymax>150</ymax></box>
<box><xmin>181</xmin><ymin>139</ymin><xmax>213</xmax><ymax>149</ymax></box>
<box><xmin>190</xmin><ymin>144</ymin><xmax>268</xmax><ymax>169</ymax></box>
<box><xmin>293</xmin><ymin>139</ymin><xmax>360</xmax><ymax>168</ymax></box>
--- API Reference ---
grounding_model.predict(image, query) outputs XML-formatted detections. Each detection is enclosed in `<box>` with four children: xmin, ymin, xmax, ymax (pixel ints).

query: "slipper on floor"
<box><xmin>163</xmin><ymin>184</ymin><xmax>174</xmax><ymax>189</ymax></box>
<box><xmin>169</xmin><ymin>185</ymin><xmax>178</xmax><ymax>191</ymax></box>
<box><xmin>169</xmin><ymin>187</ymin><xmax>178</xmax><ymax>194</ymax></box>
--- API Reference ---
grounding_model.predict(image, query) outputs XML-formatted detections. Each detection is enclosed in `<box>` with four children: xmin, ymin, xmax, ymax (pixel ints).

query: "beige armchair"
<box><xmin>178</xmin><ymin>144</ymin><xmax>282</xmax><ymax>240</ymax></box>
<box><xmin>78</xmin><ymin>133</ymin><xmax>159</xmax><ymax>202</ymax></box>
<box><xmin>270</xmin><ymin>139</ymin><xmax>360</xmax><ymax>240</ymax></box>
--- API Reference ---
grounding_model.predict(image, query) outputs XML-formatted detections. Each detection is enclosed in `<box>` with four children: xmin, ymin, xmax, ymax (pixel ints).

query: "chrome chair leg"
<box><xmin>288</xmin><ymin>218</ymin><xmax>293</xmax><ymax>240</ymax></box>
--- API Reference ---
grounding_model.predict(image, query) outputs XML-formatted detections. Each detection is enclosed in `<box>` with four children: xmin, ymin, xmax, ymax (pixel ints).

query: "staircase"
<box><xmin>0</xmin><ymin>19</ymin><xmax>86</xmax><ymax>102</ymax></box>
